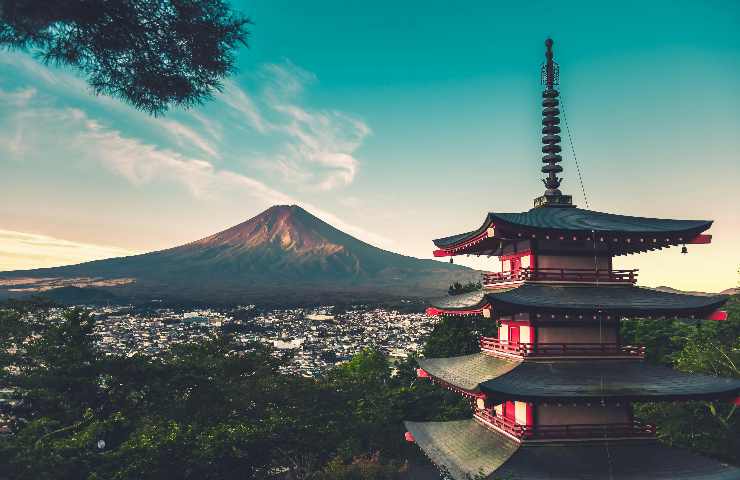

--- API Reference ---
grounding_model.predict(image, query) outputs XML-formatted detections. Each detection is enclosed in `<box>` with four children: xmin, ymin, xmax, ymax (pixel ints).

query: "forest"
<box><xmin>0</xmin><ymin>296</ymin><xmax>738</xmax><ymax>479</ymax></box>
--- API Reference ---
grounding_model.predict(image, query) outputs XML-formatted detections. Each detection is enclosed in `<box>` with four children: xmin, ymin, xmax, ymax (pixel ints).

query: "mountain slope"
<box><xmin>0</xmin><ymin>205</ymin><xmax>475</xmax><ymax>303</ymax></box>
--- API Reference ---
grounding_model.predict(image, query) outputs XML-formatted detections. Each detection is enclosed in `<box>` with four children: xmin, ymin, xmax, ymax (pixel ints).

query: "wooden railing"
<box><xmin>479</xmin><ymin>337</ymin><xmax>645</xmax><ymax>358</ymax></box>
<box><xmin>474</xmin><ymin>409</ymin><xmax>655</xmax><ymax>441</ymax></box>
<box><xmin>481</xmin><ymin>267</ymin><xmax>638</xmax><ymax>285</ymax></box>
<box><xmin>474</xmin><ymin>409</ymin><xmax>526</xmax><ymax>437</ymax></box>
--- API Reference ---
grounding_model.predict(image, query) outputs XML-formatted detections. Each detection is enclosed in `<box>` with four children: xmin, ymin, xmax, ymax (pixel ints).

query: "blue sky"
<box><xmin>1</xmin><ymin>1</ymin><xmax>738</xmax><ymax>291</ymax></box>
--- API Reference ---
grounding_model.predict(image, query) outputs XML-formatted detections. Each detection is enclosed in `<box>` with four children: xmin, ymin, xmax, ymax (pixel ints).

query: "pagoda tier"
<box><xmin>432</xmin><ymin>207</ymin><xmax>713</xmax><ymax>257</ymax></box>
<box><xmin>404</xmin><ymin>419</ymin><xmax>740</xmax><ymax>480</ymax></box>
<box><xmin>426</xmin><ymin>284</ymin><xmax>728</xmax><ymax>320</ymax></box>
<box><xmin>417</xmin><ymin>353</ymin><xmax>740</xmax><ymax>402</ymax></box>
<box><xmin>405</xmin><ymin>38</ymin><xmax>737</xmax><ymax>479</ymax></box>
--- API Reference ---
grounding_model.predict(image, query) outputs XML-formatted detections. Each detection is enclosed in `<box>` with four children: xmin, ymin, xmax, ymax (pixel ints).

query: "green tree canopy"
<box><xmin>624</xmin><ymin>295</ymin><xmax>740</xmax><ymax>463</ymax></box>
<box><xmin>0</xmin><ymin>0</ymin><xmax>250</xmax><ymax>114</ymax></box>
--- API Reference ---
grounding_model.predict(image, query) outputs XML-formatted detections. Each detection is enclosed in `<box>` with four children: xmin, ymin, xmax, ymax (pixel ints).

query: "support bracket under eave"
<box><xmin>688</xmin><ymin>234</ymin><xmax>712</xmax><ymax>244</ymax></box>
<box><xmin>706</xmin><ymin>310</ymin><xmax>728</xmax><ymax>321</ymax></box>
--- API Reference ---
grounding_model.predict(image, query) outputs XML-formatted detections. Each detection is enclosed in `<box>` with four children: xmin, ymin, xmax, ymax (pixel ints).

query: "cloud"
<box><xmin>0</xmin><ymin>51</ymin><xmax>220</xmax><ymax>161</ymax></box>
<box><xmin>221</xmin><ymin>62</ymin><xmax>371</xmax><ymax>190</ymax></box>
<box><xmin>72</xmin><ymin>117</ymin><xmax>387</xmax><ymax>245</ymax></box>
<box><xmin>0</xmin><ymin>91</ymin><xmax>390</xmax><ymax>249</ymax></box>
<box><xmin>220</xmin><ymin>80</ymin><xmax>271</xmax><ymax>133</ymax></box>
<box><xmin>261</xmin><ymin>60</ymin><xmax>317</xmax><ymax>98</ymax></box>
<box><xmin>0</xmin><ymin>229</ymin><xmax>140</xmax><ymax>271</ymax></box>
<box><xmin>160</xmin><ymin>119</ymin><xmax>219</xmax><ymax>158</ymax></box>
<box><xmin>0</xmin><ymin>54</ymin><xmax>388</xmax><ymax>251</ymax></box>
<box><xmin>2</xmin><ymin>51</ymin><xmax>371</xmax><ymax>191</ymax></box>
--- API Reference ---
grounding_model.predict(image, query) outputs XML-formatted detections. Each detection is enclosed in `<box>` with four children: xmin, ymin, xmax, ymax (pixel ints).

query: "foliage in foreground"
<box><xmin>1</xmin><ymin>295</ymin><xmax>738</xmax><ymax>478</ymax></box>
<box><xmin>621</xmin><ymin>295</ymin><xmax>740</xmax><ymax>463</ymax></box>
<box><xmin>0</xmin><ymin>303</ymin><xmax>466</xmax><ymax>480</ymax></box>
<box><xmin>0</xmin><ymin>0</ymin><xmax>250</xmax><ymax>115</ymax></box>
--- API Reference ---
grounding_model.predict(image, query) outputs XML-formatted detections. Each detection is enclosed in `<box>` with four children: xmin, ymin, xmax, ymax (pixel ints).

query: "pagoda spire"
<box><xmin>534</xmin><ymin>38</ymin><xmax>573</xmax><ymax>208</ymax></box>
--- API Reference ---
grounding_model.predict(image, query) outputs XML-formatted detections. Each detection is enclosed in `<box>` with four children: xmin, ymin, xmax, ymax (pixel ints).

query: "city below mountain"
<box><xmin>0</xmin><ymin>205</ymin><xmax>476</xmax><ymax>305</ymax></box>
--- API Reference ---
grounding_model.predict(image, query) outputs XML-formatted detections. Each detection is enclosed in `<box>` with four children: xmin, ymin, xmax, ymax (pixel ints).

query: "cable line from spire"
<box><xmin>560</xmin><ymin>94</ymin><xmax>590</xmax><ymax>209</ymax></box>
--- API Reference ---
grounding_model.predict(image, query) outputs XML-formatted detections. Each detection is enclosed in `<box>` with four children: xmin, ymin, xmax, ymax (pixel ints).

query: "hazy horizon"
<box><xmin>1</xmin><ymin>1</ymin><xmax>739</xmax><ymax>293</ymax></box>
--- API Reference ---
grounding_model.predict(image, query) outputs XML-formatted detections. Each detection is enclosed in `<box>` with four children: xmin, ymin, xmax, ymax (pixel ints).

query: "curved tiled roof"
<box><xmin>428</xmin><ymin>289</ymin><xmax>488</xmax><ymax>311</ymax></box>
<box><xmin>433</xmin><ymin>229</ymin><xmax>481</xmax><ymax>248</ymax></box>
<box><xmin>434</xmin><ymin>208</ymin><xmax>712</xmax><ymax>254</ymax></box>
<box><xmin>417</xmin><ymin>353</ymin><xmax>520</xmax><ymax>391</ymax></box>
<box><xmin>433</xmin><ymin>207</ymin><xmax>712</xmax><ymax>250</ymax></box>
<box><xmin>487</xmin><ymin>284</ymin><xmax>727</xmax><ymax>316</ymax></box>
<box><xmin>492</xmin><ymin>208</ymin><xmax>711</xmax><ymax>233</ymax></box>
<box><xmin>417</xmin><ymin>353</ymin><xmax>740</xmax><ymax>401</ymax></box>
<box><xmin>428</xmin><ymin>284</ymin><xmax>727</xmax><ymax>317</ymax></box>
<box><xmin>405</xmin><ymin>419</ymin><xmax>740</xmax><ymax>480</ymax></box>
<box><xmin>479</xmin><ymin>359</ymin><xmax>740</xmax><ymax>402</ymax></box>
<box><xmin>404</xmin><ymin>420</ymin><xmax>518</xmax><ymax>480</ymax></box>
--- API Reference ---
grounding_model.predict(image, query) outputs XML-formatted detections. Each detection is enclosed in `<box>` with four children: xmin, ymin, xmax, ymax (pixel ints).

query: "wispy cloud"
<box><xmin>221</xmin><ymin>62</ymin><xmax>371</xmax><ymax>190</ymax></box>
<box><xmin>0</xmin><ymin>86</ymin><xmax>390</xmax><ymax>250</ymax></box>
<box><xmin>221</xmin><ymin>79</ymin><xmax>271</xmax><ymax>133</ymax></box>
<box><xmin>2</xmin><ymin>51</ymin><xmax>371</xmax><ymax>192</ymax></box>
<box><xmin>0</xmin><ymin>53</ymin><xmax>388</xmax><ymax>261</ymax></box>
<box><xmin>0</xmin><ymin>229</ymin><xmax>140</xmax><ymax>271</ymax></box>
<box><xmin>159</xmin><ymin>119</ymin><xmax>220</xmax><ymax>159</ymax></box>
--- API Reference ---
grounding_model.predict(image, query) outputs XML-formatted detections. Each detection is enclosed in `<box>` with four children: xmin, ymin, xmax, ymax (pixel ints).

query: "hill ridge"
<box><xmin>0</xmin><ymin>205</ymin><xmax>477</xmax><ymax>303</ymax></box>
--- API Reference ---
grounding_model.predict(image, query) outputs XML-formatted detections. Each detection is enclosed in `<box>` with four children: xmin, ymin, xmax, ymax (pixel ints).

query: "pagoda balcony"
<box><xmin>479</xmin><ymin>337</ymin><xmax>646</xmax><ymax>359</ymax></box>
<box><xmin>481</xmin><ymin>267</ymin><xmax>638</xmax><ymax>286</ymax></box>
<box><xmin>473</xmin><ymin>409</ymin><xmax>656</xmax><ymax>442</ymax></box>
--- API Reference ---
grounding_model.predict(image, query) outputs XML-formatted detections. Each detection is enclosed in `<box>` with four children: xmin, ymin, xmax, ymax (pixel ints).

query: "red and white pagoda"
<box><xmin>404</xmin><ymin>39</ymin><xmax>740</xmax><ymax>480</ymax></box>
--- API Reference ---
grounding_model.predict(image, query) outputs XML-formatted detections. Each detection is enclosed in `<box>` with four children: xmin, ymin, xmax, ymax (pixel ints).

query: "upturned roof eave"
<box><xmin>428</xmin><ymin>285</ymin><xmax>728</xmax><ymax>319</ymax></box>
<box><xmin>404</xmin><ymin>419</ymin><xmax>740</xmax><ymax>480</ymax></box>
<box><xmin>418</xmin><ymin>353</ymin><xmax>740</xmax><ymax>403</ymax></box>
<box><xmin>432</xmin><ymin>209</ymin><xmax>713</xmax><ymax>251</ymax></box>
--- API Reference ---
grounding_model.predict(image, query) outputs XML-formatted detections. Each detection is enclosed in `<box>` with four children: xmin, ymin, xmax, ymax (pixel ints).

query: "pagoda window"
<box><xmin>492</xmin><ymin>401</ymin><xmax>533</xmax><ymax>427</ymax></box>
<box><xmin>509</xmin><ymin>325</ymin><xmax>520</xmax><ymax>344</ymax></box>
<box><xmin>520</xmin><ymin>254</ymin><xmax>531</xmax><ymax>269</ymax></box>
<box><xmin>499</xmin><ymin>319</ymin><xmax>531</xmax><ymax>346</ymax></box>
<box><xmin>514</xmin><ymin>401</ymin><xmax>531</xmax><ymax>426</ymax></box>
<box><xmin>498</xmin><ymin>324</ymin><xmax>508</xmax><ymax>342</ymax></box>
<box><xmin>500</xmin><ymin>251</ymin><xmax>533</xmax><ymax>274</ymax></box>
<box><xmin>520</xmin><ymin>325</ymin><xmax>532</xmax><ymax>343</ymax></box>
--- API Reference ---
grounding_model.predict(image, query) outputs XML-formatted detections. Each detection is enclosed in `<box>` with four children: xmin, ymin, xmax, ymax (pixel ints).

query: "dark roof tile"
<box><xmin>405</xmin><ymin>419</ymin><xmax>740</xmax><ymax>480</ymax></box>
<box><xmin>417</xmin><ymin>353</ymin><xmax>740</xmax><ymax>401</ymax></box>
<box><xmin>429</xmin><ymin>284</ymin><xmax>727</xmax><ymax>317</ymax></box>
<box><xmin>434</xmin><ymin>208</ymin><xmax>712</xmax><ymax>249</ymax></box>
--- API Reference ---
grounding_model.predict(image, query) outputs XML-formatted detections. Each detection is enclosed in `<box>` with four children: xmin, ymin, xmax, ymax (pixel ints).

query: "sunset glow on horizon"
<box><xmin>1</xmin><ymin>1</ymin><xmax>738</xmax><ymax>292</ymax></box>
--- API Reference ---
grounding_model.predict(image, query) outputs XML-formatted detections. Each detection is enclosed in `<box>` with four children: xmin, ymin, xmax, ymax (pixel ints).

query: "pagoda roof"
<box><xmin>427</xmin><ymin>289</ymin><xmax>489</xmax><ymax>315</ymax></box>
<box><xmin>404</xmin><ymin>419</ymin><xmax>740</xmax><ymax>480</ymax></box>
<box><xmin>418</xmin><ymin>353</ymin><xmax>740</xmax><ymax>401</ymax></box>
<box><xmin>433</xmin><ymin>207</ymin><xmax>712</xmax><ymax>256</ymax></box>
<box><xmin>428</xmin><ymin>284</ymin><xmax>727</xmax><ymax>319</ymax></box>
<box><xmin>417</xmin><ymin>352</ymin><xmax>520</xmax><ymax>391</ymax></box>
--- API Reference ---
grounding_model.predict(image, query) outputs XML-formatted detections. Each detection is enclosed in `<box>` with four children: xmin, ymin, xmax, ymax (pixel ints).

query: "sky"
<box><xmin>0</xmin><ymin>1</ymin><xmax>738</xmax><ymax>292</ymax></box>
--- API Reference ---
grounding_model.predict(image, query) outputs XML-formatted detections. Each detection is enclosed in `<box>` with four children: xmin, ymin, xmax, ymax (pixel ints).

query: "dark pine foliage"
<box><xmin>423</xmin><ymin>316</ymin><xmax>497</xmax><ymax>358</ymax></box>
<box><xmin>0</xmin><ymin>0</ymin><xmax>250</xmax><ymax>114</ymax></box>
<box><xmin>447</xmin><ymin>281</ymin><xmax>482</xmax><ymax>296</ymax></box>
<box><xmin>0</xmin><ymin>302</ymin><xmax>469</xmax><ymax>479</ymax></box>
<box><xmin>1</xmin><ymin>296</ymin><xmax>738</xmax><ymax>477</ymax></box>
<box><xmin>621</xmin><ymin>295</ymin><xmax>740</xmax><ymax>463</ymax></box>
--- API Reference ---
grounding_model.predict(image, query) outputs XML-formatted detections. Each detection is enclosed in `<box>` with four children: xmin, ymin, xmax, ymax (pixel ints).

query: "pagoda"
<box><xmin>404</xmin><ymin>39</ymin><xmax>740</xmax><ymax>479</ymax></box>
